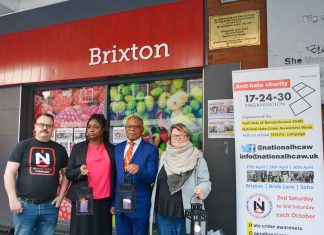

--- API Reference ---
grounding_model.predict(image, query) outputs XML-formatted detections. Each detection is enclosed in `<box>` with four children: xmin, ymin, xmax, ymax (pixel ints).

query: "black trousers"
<box><xmin>70</xmin><ymin>197</ymin><xmax>112</xmax><ymax>235</ymax></box>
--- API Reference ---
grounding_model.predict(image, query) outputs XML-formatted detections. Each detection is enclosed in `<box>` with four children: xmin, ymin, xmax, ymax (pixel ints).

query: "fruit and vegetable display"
<box><xmin>33</xmin><ymin>85</ymin><xmax>105</xmax><ymax>224</ymax></box>
<box><xmin>109</xmin><ymin>78</ymin><xmax>203</xmax><ymax>150</ymax></box>
<box><xmin>33</xmin><ymin>79</ymin><xmax>203</xmax><ymax>224</ymax></box>
<box><xmin>34</xmin><ymin>86</ymin><xmax>105</xmax><ymax>128</ymax></box>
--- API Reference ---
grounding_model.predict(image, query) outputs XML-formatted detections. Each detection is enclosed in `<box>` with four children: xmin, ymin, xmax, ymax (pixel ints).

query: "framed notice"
<box><xmin>113</xmin><ymin>127</ymin><xmax>127</xmax><ymax>144</ymax></box>
<box><xmin>209</xmin><ymin>10</ymin><xmax>260</xmax><ymax>50</ymax></box>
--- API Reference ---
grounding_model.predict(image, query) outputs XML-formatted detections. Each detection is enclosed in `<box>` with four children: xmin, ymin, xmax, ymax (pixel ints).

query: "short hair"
<box><xmin>37</xmin><ymin>113</ymin><xmax>54</xmax><ymax>122</ymax></box>
<box><xmin>169</xmin><ymin>123</ymin><xmax>191</xmax><ymax>141</ymax></box>
<box><xmin>126</xmin><ymin>115</ymin><xmax>143</xmax><ymax>126</ymax></box>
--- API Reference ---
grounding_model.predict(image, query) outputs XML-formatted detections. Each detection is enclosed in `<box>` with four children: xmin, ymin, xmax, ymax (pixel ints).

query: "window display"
<box><xmin>33</xmin><ymin>85</ymin><xmax>105</xmax><ymax>223</ymax></box>
<box><xmin>109</xmin><ymin>78</ymin><xmax>203</xmax><ymax>151</ymax></box>
<box><xmin>31</xmin><ymin>78</ymin><xmax>203</xmax><ymax>225</ymax></box>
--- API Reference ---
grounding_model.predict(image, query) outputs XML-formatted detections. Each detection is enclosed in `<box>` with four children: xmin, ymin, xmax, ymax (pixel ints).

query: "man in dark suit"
<box><xmin>111</xmin><ymin>116</ymin><xmax>159</xmax><ymax>235</ymax></box>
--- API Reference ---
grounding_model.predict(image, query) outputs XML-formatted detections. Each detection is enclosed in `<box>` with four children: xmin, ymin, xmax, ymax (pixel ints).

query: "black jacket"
<box><xmin>65</xmin><ymin>140</ymin><xmax>115</xmax><ymax>202</ymax></box>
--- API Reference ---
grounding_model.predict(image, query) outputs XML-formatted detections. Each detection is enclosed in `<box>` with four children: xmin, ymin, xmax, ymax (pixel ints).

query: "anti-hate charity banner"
<box><xmin>232</xmin><ymin>65</ymin><xmax>324</xmax><ymax>235</ymax></box>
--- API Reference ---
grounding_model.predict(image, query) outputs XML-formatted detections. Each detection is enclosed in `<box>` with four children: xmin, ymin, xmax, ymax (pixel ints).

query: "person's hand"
<box><xmin>52</xmin><ymin>195</ymin><xmax>64</xmax><ymax>208</ymax></box>
<box><xmin>110</xmin><ymin>207</ymin><xmax>115</xmax><ymax>215</ymax></box>
<box><xmin>194</xmin><ymin>187</ymin><xmax>205</xmax><ymax>200</ymax></box>
<box><xmin>80</xmin><ymin>164</ymin><xmax>89</xmax><ymax>175</ymax></box>
<box><xmin>126</xmin><ymin>164</ymin><xmax>139</xmax><ymax>175</ymax></box>
<box><xmin>9</xmin><ymin>198</ymin><xmax>23</xmax><ymax>214</ymax></box>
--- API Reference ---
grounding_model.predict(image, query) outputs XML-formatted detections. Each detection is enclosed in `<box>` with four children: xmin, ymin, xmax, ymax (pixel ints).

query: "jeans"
<box><xmin>156</xmin><ymin>213</ymin><xmax>185</xmax><ymax>235</ymax></box>
<box><xmin>12</xmin><ymin>200</ymin><xmax>59</xmax><ymax>235</ymax></box>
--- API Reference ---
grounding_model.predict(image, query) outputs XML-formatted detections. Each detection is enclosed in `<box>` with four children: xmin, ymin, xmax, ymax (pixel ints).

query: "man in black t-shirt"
<box><xmin>4</xmin><ymin>113</ymin><xmax>69</xmax><ymax>235</ymax></box>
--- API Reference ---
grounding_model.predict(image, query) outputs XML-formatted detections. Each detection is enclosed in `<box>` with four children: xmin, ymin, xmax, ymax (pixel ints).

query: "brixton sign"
<box><xmin>89</xmin><ymin>42</ymin><xmax>170</xmax><ymax>65</ymax></box>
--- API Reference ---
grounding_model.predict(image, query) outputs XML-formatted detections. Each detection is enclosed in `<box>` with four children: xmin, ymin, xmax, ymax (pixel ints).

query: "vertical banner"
<box><xmin>232</xmin><ymin>65</ymin><xmax>324</xmax><ymax>235</ymax></box>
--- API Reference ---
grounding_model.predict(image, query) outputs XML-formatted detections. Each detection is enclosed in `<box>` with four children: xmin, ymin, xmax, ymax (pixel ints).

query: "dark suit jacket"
<box><xmin>113</xmin><ymin>139</ymin><xmax>159</xmax><ymax>219</ymax></box>
<box><xmin>65</xmin><ymin>140</ymin><xmax>115</xmax><ymax>202</ymax></box>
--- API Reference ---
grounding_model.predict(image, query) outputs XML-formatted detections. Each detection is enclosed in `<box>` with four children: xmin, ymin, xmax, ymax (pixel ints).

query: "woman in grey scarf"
<box><xmin>149</xmin><ymin>123</ymin><xmax>211</xmax><ymax>235</ymax></box>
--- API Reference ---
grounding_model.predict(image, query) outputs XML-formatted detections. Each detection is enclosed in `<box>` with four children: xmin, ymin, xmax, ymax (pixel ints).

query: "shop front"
<box><xmin>0</xmin><ymin>0</ymin><xmax>205</xmax><ymax>232</ymax></box>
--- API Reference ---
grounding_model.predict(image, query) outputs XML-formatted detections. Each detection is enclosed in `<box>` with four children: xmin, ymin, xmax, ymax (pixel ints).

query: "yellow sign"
<box><xmin>247</xmin><ymin>221</ymin><xmax>253</xmax><ymax>235</ymax></box>
<box><xmin>209</xmin><ymin>10</ymin><xmax>260</xmax><ymax>50</ymax></box>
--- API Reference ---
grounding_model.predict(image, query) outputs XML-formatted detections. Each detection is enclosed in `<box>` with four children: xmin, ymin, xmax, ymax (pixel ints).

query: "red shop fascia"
<box><xmin>0</xmin><ymin>0</ymin><xmax>204</xmax><ymax>86</ymax></box>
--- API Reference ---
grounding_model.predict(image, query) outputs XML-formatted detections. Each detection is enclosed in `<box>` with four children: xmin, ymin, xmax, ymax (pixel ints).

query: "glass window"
<box><xmin>109</xmin><ymin>78</ymin><xmax>203</xmax><ymax>152</ymax></box>
<box><xmin>33</xmin><ymin>85</ymin><xmax>105</xmax><ymax>224</ymax></box>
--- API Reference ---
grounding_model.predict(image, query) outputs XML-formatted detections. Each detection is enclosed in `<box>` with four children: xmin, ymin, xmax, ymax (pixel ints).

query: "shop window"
<box><xmin>109</xmin><ymin>78</ymin><xmax>203</xmax><ymax>152</ymax></box>
<box><xmin>33</xmin><ymin>85</ymin><xmax>105</xmax><ymax>224</ymax></box>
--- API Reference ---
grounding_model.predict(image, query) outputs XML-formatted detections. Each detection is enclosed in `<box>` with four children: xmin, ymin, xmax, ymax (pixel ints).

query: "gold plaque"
<box><xmin>209</xmin><ymin>10</ymin><xmax>260</xmax><ymax>50</ymax></box>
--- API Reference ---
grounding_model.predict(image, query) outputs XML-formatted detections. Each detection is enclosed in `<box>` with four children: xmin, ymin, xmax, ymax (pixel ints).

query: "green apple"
<box><xmin>127</xmin><ymin>100</ymin><xmax>136</xmax><ymax>110</ymax></box>
<box><xmin>136</xmin><ymin>92</ymin><xmax>145</xmax><ymax>101</ymax></box>
<box><xmin>122</xmin><ymin>86</ymin><xmax>131</xmax><ymax>96</ymax></box>
<box><xmin>111</xmin><ymin>101</ymin><xmax>126</xmax><ymax>113</ymax></box>
<box><xmin>118</xmin><ymin>84</ymin><xmax>125</xmax><ymax>92</ymax></box>
<box><xmin>143</xmin><ymin>128</ymin><xmax>150</xmax><ymax>135</ymax></box>
<box><xmin>190</xmin><ymin>87</ymin><xmax>202</xmax><ymax>103</ymax></box>
<box><xmin>191</xmin><ymin>133</ymin><xmax>200</xmax><ymax>143</ymax></box>
<box><xmin>169</xmin><ymin>85</ymin><xmax>184</xmax><ymax>94</ymax></box>
<box><xmin>159</xmin><ymin>142</ymin><xmax>167</xmax><ymax>151</ymax></box>
<box><xmin>136</xmin><ymin>101</ymin><xmax>146</xmax><ymax>114</ymax></box>
<box><xmin>144</xmin><ymin>96</ymin><xmax>154</xmax><ymax>112</ymax></box>
<box><xmin>172</xmin><ymin>79</ymin><xmax>184</xmax><ymax>89</ymax></box>
<box><xmin>190</xmin><ymin>99</ymin><xmax>200</xmax><ymax>111</ymax></box>
<box><xmin>182</xmin><ymin>105</ymin><xmax>192</xmax><ymax>115</ymax></box>
<box><xmin>115</xmin><ymin>94</ymin><xmax>124</xmax><ymax>102</ymax></box>
<box><xmin>125</xmin><ymin>95</ymin><xmax>135</xmax><ymax>103</ymax></box>
<box><xmin>151</xmin><ymin>87</ymin><xmax>164</xmax><ymax>97</ymax></box>
<box><xmin>110</xmin><ymin>87</ymin><xmax>118</xmax><ymax>100</ymax></box>
<box><xmin>131</xmin><ymin>83</ymin><xmax>139</xmax><ymax>94</ymax></box>
<box><xmin>158</xmin><ymin>92</ymin><xmax>171</xmax><ymax>109</ymax></box>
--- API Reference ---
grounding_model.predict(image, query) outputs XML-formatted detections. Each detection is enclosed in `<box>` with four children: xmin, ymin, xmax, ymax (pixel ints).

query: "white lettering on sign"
<box><xmin>89</xmin><ymin>43</ymin><xmax>170</xmax><ymax>66</ymax></box>
<box><xmin>35</xmin><ymin>153</ymin><xmax>50</xmax><ymax>165</ymax></box>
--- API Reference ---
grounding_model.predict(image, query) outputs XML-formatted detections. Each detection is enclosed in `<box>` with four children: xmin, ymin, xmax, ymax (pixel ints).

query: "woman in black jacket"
<box><xmin>66</xmin><ymin>113</ymin><xmax>115</xmax><ymax>235</ymax></box>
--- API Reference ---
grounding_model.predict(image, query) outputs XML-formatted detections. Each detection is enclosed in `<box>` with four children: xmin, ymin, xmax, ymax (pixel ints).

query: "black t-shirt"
<box><xmin>9</xmin><ymin>138</ymin><xmax>69</xmax><ymax>201</ymax></box>
<box><xmin>155</xmin><ymin>166</ymin><xmax>184</xmax><ymax>218</ymax></box>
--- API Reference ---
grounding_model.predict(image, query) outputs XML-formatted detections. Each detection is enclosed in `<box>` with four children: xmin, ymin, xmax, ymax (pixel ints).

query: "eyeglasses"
<box><xmin>171</xmin><ymin>134</ymin><xmax>188</xmax><ymax>140</ymax></box>
<box><xmin>36</xmin><ymin>123</ymin><xmax>53</xmax><ymax>129</ymax></box>
<box><xmin>125</xmin><ymin>125</ymin><xmax>142</xmax><ymax>130</ymax></box>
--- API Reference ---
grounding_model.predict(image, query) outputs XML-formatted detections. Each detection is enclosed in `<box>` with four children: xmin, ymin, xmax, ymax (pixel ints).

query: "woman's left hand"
<box><xmin>194</xmin><ymin>187</ymin><xmax>205</xmax><ymax>200</ymax></box>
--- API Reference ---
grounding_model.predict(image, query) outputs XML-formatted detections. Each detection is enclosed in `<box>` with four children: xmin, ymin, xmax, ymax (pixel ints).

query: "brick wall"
<box><xmin>207</xmin><ymin>0</ymin><xmax>267</xmax><ymax>69</ymax></box>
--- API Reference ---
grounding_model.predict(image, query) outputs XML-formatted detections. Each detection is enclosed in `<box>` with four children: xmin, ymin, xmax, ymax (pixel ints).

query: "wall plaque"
<box><xmin>209</xmin><ymin>10</ymin><xmax>260</xmax><ymax>50</ymax></box>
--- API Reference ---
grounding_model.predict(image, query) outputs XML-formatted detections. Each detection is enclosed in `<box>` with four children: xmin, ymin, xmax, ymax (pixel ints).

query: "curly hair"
<box><xmin>86</xmin><ymin>113</ymin><xmax>109</xmax><ymax>142</ymax></box>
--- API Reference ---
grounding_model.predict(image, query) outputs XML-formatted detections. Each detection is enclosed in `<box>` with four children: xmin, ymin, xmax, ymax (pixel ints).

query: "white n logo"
<box><xmin>35</xmin><ymin>152</ymin><xmax>50</xmax><ymax>167</ymax></box>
